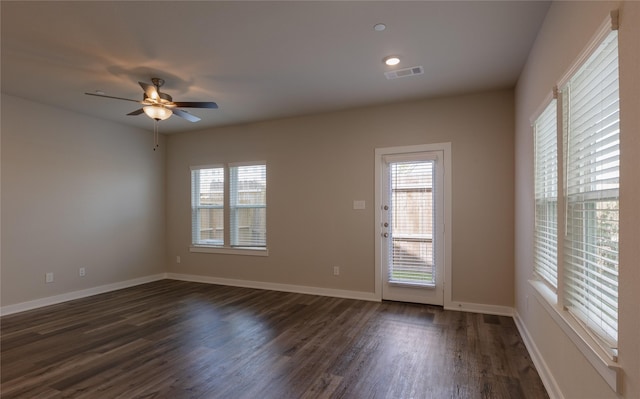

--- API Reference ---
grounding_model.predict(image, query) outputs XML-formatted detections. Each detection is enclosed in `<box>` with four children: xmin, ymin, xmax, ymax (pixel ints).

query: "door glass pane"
<box><xmin>389</xmin><ymin>160</ymin><xmax>435</xmax><ymax>286</ymax></box>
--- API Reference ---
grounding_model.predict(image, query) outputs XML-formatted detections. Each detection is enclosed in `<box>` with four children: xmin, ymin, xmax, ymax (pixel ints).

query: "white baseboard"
<box><xmin>513</xmin><ymin>310</ymin><xmax>564</xmax><ymax>399</ymax></box>
<box><xmin>445</xmin><ymin>300</ymin><xmax>514</xmax><ymax>317</ymax></box>
<box><xmin>1</xmin><ymin>273</ymin><xmax>517</xmax><ymax>323</ymax></box>
<box><xmin>0</xmin><ymin>274</ymin><xmax>167</xmax><ymax>316</ymax></box>
<box><xmin>166</xmin><ymin>273</ymin><xmax>380</xmax><ymax>302</ymax></box>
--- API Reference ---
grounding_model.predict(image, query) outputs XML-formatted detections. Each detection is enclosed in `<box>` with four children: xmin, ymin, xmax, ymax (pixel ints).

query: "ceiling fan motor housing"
<box><xmin>144</xmin><ymin>92</ymin><xmax>173</xmax><ymax>104</ymax></box>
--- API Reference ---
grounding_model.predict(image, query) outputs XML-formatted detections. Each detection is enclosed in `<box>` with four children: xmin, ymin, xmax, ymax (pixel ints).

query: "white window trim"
<box><xmin>529</xmin><ymin>279</ymin><xmax>620</xmax><ymax>391</ymax></box>
<box><xmin>530</xmin><ymin>10</ymin><xmax>621</xmax><ymax>393</ymax></box>
<box><xmin>529</xmin><ymin>89</ymin><xmax>557</xmax><ymax>127</ymax></box>
<box><xmin>190</xmin><ymin>162</ymin><xmax>268</xmax><ymax>256</ymax></box>
<box><xmin>189</xmin><ymin>245</ymin><xmax>268</xmax><ymax>256</ymax></box>
<box><xmin>373</xmin><ymin>142</ymin><xmax>452</xmax><ymax>306</ymax></box>
<box><xmin>228</xmin><ymin>161</ymin><xmax>266</xmax><ymax>168</ymax></box>
<box><xmin>556</xmin><ymin>10</ymin><xmax>619</xmax><ymax>89</ymax></box>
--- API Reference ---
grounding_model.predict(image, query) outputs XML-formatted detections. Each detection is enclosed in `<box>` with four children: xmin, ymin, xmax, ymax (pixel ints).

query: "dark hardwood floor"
<box><xmin>1</xmin><ymin>280</ymin><xmax>548</xmax><ymax>399</ymax></box>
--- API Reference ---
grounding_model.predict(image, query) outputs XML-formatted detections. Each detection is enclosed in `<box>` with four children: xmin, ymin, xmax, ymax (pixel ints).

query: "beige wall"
<box><xmin>514</xmin><ymin>1</ymin><xmax>640</xmax><ymax>398</ymax></box>
<box><xmin>166</xmin><ymin>90</ymin><xmax>515</xmax><ymax>307</ymax></box>
<box><xmin>1</xmin><ymin>89</ymin><xmax>515</xmax><ymax>310</ymax></box>
<box><xmin>1</xmin><ymin>94</ymin><xmax>166</xmax><ymax>306</ymax></box>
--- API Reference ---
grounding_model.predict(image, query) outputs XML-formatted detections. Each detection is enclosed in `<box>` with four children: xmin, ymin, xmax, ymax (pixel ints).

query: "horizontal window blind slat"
<box><xmin>570</xmin><ymin>68</ymin><xmax>618</xmax><ymax>112</ymax></box>
<box><xmin>570</xmin><ymin>119</ymin><xmax>619</xmax><ymax>148</ymax></box>
<box><xmin>565</xmin><ymin>284</ymin><xmax>618</xmax><ymax>318</ymax></box>
<box><xmin>566</xmin><ymin>288</ymin><xmax>618</xmax><ymax>318</ymax></box>
<box><xmin>568</xmin><ymin>112</ymin><xmax>619</xmax><ymax>147</ymax></box>
<box><xmin>566</xmin><ymin>306</ymin><xmax>617</xmax><ymax>348</ymax></box>
<box><xmin>567</xmin><ymin>146</ymin><xmax>619</xmax><ymax>171</ymax></box>
<box><xmin>566</xmin><ymin>307</ymin><xmax>617</xmax><ymax>340</ymax></box>
<box><xmin>571</xmin><ymin>93</ymin><xmax>618</xmax><ymax>128</ymax></box>
<box><xmin>565</xmin><ymin>292</ymin><xmax>618</xmax><ymax>320</ymax></box>
<box><xmin>566</xmin><ymin>289</ymin><xmax>618</xmax><ymax>320</ymax></box>
<box><xmin>565</xmin><ymin>191</ymin><xmax>618</xmax><ymax>204</ymax></box>
<box><xmin>564</xmin><ymin>263</ymin><xmax>619</xmax><ymax>294</ymax></box>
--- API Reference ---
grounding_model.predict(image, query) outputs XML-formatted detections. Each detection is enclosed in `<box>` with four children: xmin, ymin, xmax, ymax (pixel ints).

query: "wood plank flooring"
<box><xmin>1</xmin><ymin>280</ymin><xmax>549</xmax><ymax>398</ymax></box>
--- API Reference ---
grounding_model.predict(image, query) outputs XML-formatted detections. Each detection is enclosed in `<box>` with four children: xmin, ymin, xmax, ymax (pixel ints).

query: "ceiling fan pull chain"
<box><xmin>153</xmin><ymin>120</ymin><xmax>159</xmax><ymax>151</ymax></box>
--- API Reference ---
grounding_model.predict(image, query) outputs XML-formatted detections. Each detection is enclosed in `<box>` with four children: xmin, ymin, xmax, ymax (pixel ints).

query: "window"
<box><xmin>533</xmin><ymin>99</ymin><xmax>558</xmax><ymax>289</ymax></box>
<box><xmin>531</xmin><ymin>16</ymin><xmax>620</xmax><ymax>371</ymax></box>
<box><xmin>191</xmin><ymin>163</ymin><xmax>267</xmax><ymax>254</ymax></box>
<box><xmin>191</xmin><ymin>166</ymin><xmax>224</xmax><ymax>246</ymax></box>
<box><xmin>230</xmin><ymin>164</ymin><xmax>267</xmax><ymax>247</ymax></box>
<box><xmin>561</xmin><ymin>29</ymin><xmax>619</xmax><ymax>349</ymax></box>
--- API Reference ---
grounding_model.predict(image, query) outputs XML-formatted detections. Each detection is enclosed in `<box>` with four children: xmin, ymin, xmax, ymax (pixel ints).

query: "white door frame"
<box><xmin>374</xmin><ymin>143</ymin><xmax>452</xmax><ymax>306</ymax></box>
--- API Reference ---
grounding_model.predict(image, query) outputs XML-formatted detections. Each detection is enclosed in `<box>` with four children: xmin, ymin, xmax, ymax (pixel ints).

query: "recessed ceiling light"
<box><xmin>373</xmin><ymin>23</ymin><xmax>386</xmax><ymax>32</ymax></box>
<box><xmin>383</xmin><ymin>56</ymin><xmax>400</xmax><ymax>66</ymax></box>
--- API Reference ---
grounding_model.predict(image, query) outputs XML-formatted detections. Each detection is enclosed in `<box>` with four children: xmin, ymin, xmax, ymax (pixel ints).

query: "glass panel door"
<box><xmin>380</xmin><ymin>150</ymin><xmax>444</xmax><ymax>305</ymax></box>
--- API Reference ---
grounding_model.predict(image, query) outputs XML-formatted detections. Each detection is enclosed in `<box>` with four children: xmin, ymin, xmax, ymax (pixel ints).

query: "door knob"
<box><xmin>383</xmin><ymin>233</ymin><xmax>389</xmax><ymax>238</ymax></box>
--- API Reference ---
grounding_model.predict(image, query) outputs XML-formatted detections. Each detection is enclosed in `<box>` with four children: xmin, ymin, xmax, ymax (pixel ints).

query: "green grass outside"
<box><xmin>390</xmin><ymin>270</ymin><xmax>434</xmax><ymax>283</ymax></box>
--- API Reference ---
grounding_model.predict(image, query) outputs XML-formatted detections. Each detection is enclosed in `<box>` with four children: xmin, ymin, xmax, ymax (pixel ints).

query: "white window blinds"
<box><xmin>562</xmin><ymin>30</ymin><xmax>619</xmax><ymax>348</ymax></box>
<box><xmin>191</xmin><ymin>163</ymin><xmax>267</xmax><ymax>251</ymax></box>
<box><xmin>534</xmin><ymin>99</ymin><xmax>559</xmax><ymax>289</ymax></box>
<box><xmin>230</xmin><ymin>164</ymin><xmax>267</xmax><ymax>247</ymax></box>
<box><xmin>388</xmin><ymin>160</ymin><xmax>435</xmax><ymax>286</ymax></box>
<box><xmin>191</xmin><ymin>167</ymin><xmax>224</xmax><ymax>246</ymax></box>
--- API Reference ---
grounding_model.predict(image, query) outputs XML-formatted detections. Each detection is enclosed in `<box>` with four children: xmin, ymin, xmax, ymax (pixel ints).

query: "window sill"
<box><xmin>189</xmin><ymin>246</ymin><xmax>269</xmax><ymax>257</ymax></box>
<box><xmin>528</xmin><ymin>279</ymin><xmax>621</xmax><ymax>392</ymax></box>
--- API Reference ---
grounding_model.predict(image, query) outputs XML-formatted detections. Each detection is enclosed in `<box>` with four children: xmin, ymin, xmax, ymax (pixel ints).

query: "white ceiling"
<box><xmin>1</xmin><ymin>1</ymin><xmax>550</xmax><ymax>134</ymax></box>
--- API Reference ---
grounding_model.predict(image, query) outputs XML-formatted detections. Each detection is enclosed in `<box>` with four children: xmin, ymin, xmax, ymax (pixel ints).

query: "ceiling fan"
<box><xmin>85</xmin><ymin>78</ymin><xmax>218</xmax><ymax>150</ymax></box>
<box><xmin>85</xmin><ymin>77</ymin><xmax>218</xmax><ymax>123</ymax></box>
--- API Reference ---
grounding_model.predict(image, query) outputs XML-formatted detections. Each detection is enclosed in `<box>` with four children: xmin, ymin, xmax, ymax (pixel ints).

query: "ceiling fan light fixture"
<box><xmin>143</xmin><ymin>105</ymin><xmax>172</xmax><ymax>121</ymax></box>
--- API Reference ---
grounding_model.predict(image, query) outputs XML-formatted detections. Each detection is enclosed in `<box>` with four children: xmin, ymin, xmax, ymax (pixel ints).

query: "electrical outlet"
<box><xmin>45</xmin><ymin>272</ymin><xmax>54</xmax><ymax>283</ymax></box>
<box><xmin>333</xmin><ymin>266</ymin><xmax>340</xmax><ymax>276</ymax></box>
<box><xmin>79</xmin><ymin>267</ymin><xmax>86</xmax><ymax>277</ymax></box>
<box><xmin>176</xmin><ymin>256</ymin><xmax>181</xmax><ymax>264</ymax></box>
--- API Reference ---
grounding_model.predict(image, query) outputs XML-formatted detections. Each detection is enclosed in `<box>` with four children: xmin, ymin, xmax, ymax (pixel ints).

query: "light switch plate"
<box><xmin>353</xmin><ymin>200</ymin><xmax>366</xmax><ymax>210</ymax></box>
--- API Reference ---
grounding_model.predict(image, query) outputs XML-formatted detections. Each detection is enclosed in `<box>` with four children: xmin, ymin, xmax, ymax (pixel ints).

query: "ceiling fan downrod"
<box><xmin>151</xmin><ymin>77</ymin><xmax>165</xmax><ymax>91</ymax></box>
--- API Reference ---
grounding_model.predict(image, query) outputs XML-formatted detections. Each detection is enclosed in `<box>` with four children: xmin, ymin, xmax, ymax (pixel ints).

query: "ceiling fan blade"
<box><xmin>172</xmin><ymin>101</ymin><xmax>218</xmax><ymax>109</ymax></box>
<box><xmin>127</xmin><ymin>108</ymin><xmax>145</xmax><ymax>116</ymax></box>
<box><xmin>85</xmin><ymin>92</ymin><xmax>141</xmax><ymax>103</ymax></box>
<box><xmin>172</xmin><ymin>108</ymin><xmax>201</xmax><ymax>122</ymax></box>
<box><xmin>139</xmin><ymin>81</ymin><xmax>159</xmax><ymax>100</ymax></box>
